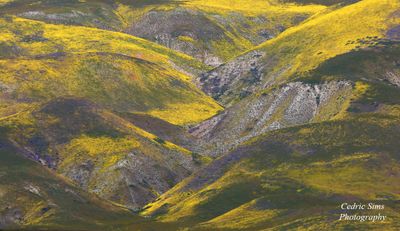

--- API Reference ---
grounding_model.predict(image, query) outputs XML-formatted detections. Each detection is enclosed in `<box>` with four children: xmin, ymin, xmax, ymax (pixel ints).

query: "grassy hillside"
<box><xmin>1</xmin><ymin>0</ymin><xmax>399</xmax><ymax>230</ymax></box>
<box><xmin>298</xmin><ymin>41</ymin><xmax>400</xmax><ymax>87</ymax></box>
<box><xmin>282</xmin><ymin>0</ymin><xmax>360</xmax><ymax>5</ymax></box>
<box><xmin>143</xmin><ymin>105</ymin><xmax>400</xmax><ymax>230</ymax></box>
<box><xmin>255</xmin><ymin>0</ymin><xmax>399</xmax><ymax>81</ymax></box>
<box><xmin>199</xmin><ymin>0</ymin><xmax>399</xmax><ymax>105</ymax></box>
<box><xmin>191</xmin><ymin>0</ymin><xmax>400</xmax><ymax>158</ymax></box>
<box><xmin>0</xmin><ymin>130</ymin><xmax>142</xmax><ymax>230</ymax></box>
<box><xmin>138</xmin><ymin>1</ymin><xmax>400</xmax><ymax>229</ymax></box>
<box><xmin>0</xmin><ymin>16</ymin><xmax>221</xmax><ymax>125</ymax></box>
<box><xmin>0</xmin><ymin>96</ymin><xmax>208</xmax><ymax>210</ymax></box>
<box><xmin>0</xmin><ymin>13</ymin><xmax>221</xmax><ymax>216</ymax></box>
<box><xmin>0</xmin><ymin>0</ymin><xmax>331</xmax><ymax>65</ymax></box>
<box><xmin>0</xmin><ymin>128</ymin><xmax>198</xmax><ymax>230</ymax></box>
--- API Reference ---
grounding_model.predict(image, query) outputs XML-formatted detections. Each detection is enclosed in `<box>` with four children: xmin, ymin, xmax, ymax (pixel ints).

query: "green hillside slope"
<box><xmin>139</xmin><ymin>0</ymin><xmax>400</xmax><ymax>229</ymax></box>
<box><xmin>143</xmin><ymin>106</ymin><xmax>400</xmax><ymax>230</ymax></box>
<box><xmin>0</xmin><ymin>131</ymin><xmax>142</xmax><ymax>230</ymax></box>
<box><xmin>192</xmin><ymin>0</ymin><xmax>400</xmax><ymax>157</ymax></box>
<box><xmin>0</xmin><ymin>0</ymin><xmax>330</xmax><ymax>65</ymax></box>
<box><xmin>198</xmin><ymin>0</ymin><xmax>399</xmax><ymax>105</ymax></box>
<box><xmin>0</xmin><ymin>129</ymin><xmax>196</xmax><ymax>230</ymax></box>
<box><xmin>1</xmin><ymin>0</ymin><xmax>399</xmax><ymax>230</ymax></box>
<box><xmin>0</xmin><ymin>16</ymin><xmax>221</xmax><ymax>125</ymax></box>
<box><xmin>0</xmin><ymin>97</ymin><xmax>207</xmax><ymax>210</ymax></box>
<box><xmin>0</xmin><ymin>14</ymin><xmax>220</xmax><ymax>214</ymax></box>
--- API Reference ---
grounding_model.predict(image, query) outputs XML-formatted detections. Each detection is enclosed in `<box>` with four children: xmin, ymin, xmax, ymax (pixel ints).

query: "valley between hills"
<box><xmin>0</xmin><ymin>0</ymin><xmax>399</xmax><ymax>230</ymax></box>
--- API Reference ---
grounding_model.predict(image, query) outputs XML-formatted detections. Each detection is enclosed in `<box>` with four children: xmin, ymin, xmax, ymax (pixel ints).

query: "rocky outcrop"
<box><xmin>9</xmin><ymin>98</ymin><xmax>199</xmax><ymax>210</ymax></box>
<box><xmin>125</xmin><ymin>7</ymin><xmax>297</xmax><ymax>66</ymax></box>
<box><xmin>190</xmin><ymin>81</ymin><xmax>353</xmax><ymax>157</ymax></box>
<box><xmin>385</xmin><ymin>71</ymin><xmax>400</xmax><ymax>87</ymax></box>
<box><xmin>61</xmin><ymin>144</ymin><xmax>195</xmax><ymax>210</ymax></box>
<box><xmin>7</xmin><ymin>1</ymin><xmax>313</xmax><ymax>67</ymax></box>
<box><xmin>197</xmin><ymin>51</ymin><xmax>266</xmax><ymax>102</ymax></box>
<box><xmin>125</xmin><ymin>8</ymin><xmax>228</xmax><ymax>66</ymax></box>
<box><xmin>17</xmin><ymin>7</ymin><xmax>123</xmax><ymax>30</ymax></box>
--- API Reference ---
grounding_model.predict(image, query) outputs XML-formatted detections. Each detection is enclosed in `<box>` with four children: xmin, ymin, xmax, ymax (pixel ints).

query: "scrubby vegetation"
<box><xmin>0</xmin><ymin>0</ymin><xmax>331</xmax><ymax>64</ymax></box>
<box><xmin>1</xmin><ymin>0</ymin><xmax>399</xmax><ymax>230</ymax></box>
<box><xmin>138</xmin><ymin>0</ymin><xmax>400</xmax><ymax>230</ymax></box>
<box><xmin>143</xmin><ymin>107</ymin><xmax>400</xmax><ymax>230</ymax></box>
<box><xmin>0</xmin><ymin>130</ymin><xmax>143</xmax><ymax>230</ymax></box>
<box><xmin>0</xmin><ymin>16</ymin><xmax>221</xmax><ymax>125</ymax></box>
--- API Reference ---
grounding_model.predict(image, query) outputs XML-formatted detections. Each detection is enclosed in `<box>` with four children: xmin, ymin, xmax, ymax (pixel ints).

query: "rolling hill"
<box><xmin>0</xmin><ymin>16</ymin><xmax>221</xmax><ymax>125</ymax></box>
<box><xmin>0</xmin><ymin>0</ymin><xmax>332</xmax><ymax>66</ymax></box>
<box><xmin>1</xmin><ymin>0</ymin><xmax>399</xmax><ymax>230</ymax></box>
<box><xmin>0</xmin><ymin>14</ymin><xmax>220</xmax><ymax>211</ymax></box>
<box><xmin>143</xmin><ymin>107</ymin><xmax>400</xmax><ymax>230</ymax></box>
<box><xmin>0</xmin><ymin>130</ymin><xmax>141</xmax><ymax>230</ymax></box>
<box><xmin>192</xmin><ymin>0</ymin><xmax>400</xmax><ymax>156</ymax></box>
<box><xmin>138</xmin><ymin>0</ymin><xmax>400</xmax><ymax>230</ymax></box>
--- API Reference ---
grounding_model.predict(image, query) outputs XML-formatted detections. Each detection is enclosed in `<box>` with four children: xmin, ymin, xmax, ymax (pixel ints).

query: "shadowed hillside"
<box><xmin>1</xmin><ymin>0</ymin><xmax>399</xmax><ymax>230</ymax></box>
<box><xmin>0</xmin><ymin>96</ymin><xmax>209</xmax><ymax>210</ymax></box>
<box><xmin>0</xmin><ymin>0</ymin><xmax>331</xmax><ymax>66</ymax></box>
<box><xmin>139</xmin><ymin>1</ymin><xmax>400</xmax><ymax>229</ymax></box>
<box><xmin>192</xmin><ymin>0</ymin><xmax>400</xmax><ymax>157</ymax></box>
<box><xmin>0</xmin><ymin>13</ymin><xmax>220</xmax><ymax>213</ymax></box>
<box><xmin>143</xmin><ymin>107</ymin><xmax>400</xmax><ymax>230</ymax></box>
<box><xmin>0</xmin><ymin>130</ymin><xmax>142</xmax><ymax>230</ymax></box>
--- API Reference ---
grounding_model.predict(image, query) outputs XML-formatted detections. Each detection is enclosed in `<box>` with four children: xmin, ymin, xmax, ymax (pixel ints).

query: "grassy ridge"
<box><xmin>0</xmin><ymin>96</ymin><xmax>204</xmax><ymax>210</ymax></box>
<box><xmin>256</xmin><ymin>0</ymin><xmax>399</xmax><ymax>81</ymax></box>
<box><xmin>211</xmin><ymin>0</ymin><xmax>399</xmax><ymax>105</ymax></box>
<box><xmin>0</xmin><ymin>0</ymin><xmax>331</xmax><ymax>63</ymax></box>
<box><xmin>0</xmin><ymin>16</ymin><xmax>221</xmax><ymax>125</ymax></box>
<box><xmin>0</xmin><ymin>13</ymin><xmax>221</xmax><ymax>220</ymax></box>
<box><xmin>0</xmin><ymin>130</ymin><xmax>145</xmax><ymax>230</ymax></box>
<box><xmin>139</xmin><ymin>1</ymin><xmax>400</xmax><ymax>229</ymax></box>
<box><xmin>143</xmin><ymin>106</ymin><xmax>400</xmax><ymax>230</ymax></box>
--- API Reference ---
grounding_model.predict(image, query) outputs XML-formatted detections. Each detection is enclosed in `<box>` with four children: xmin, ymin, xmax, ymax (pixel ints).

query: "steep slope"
<box><xmin>138</xmin><ymin>1</ymin><xmax>400</xmax><ymax>229</ymax></box>
<box><xmin>0</xmin><ymin>128</ymin><xmax>198</xmax><ymax>231</ymax></box>
<box><xmin>0</xmin><ymin>131</ymin><xmax>143</xmax><ymax>230</ymax></box>
<box><xmin>0</xmin><ymin>15</ymin><xmax>222</xmax><ymax>210</ymax></box>
<box><xmin>0</xmin><ymin>98</ymin><xmax>203</xmax><ymax>209</ymax></box>
<box><xmin>198</xmin><ymin>0</ymin><xmax>399</xmax><ymax>104</ymax></box>
<box><xmin>0</xmin><ymin>0</ymin><xmax>125</xmax><ymax>30</ymax></box>
<box><xmin>123</xmin><ymin>0</ymin><xmax>326</xmax><ymax>66</ymax></box>
<box><xmin>192</xmin><ymin>0</ymin><xmax>400</xmax><ymax>156</ymax></box>
<box><xmin>143</xmin><ymin>106</ymin><xmax>400</xmax><ymax>230</ymax></box>
<box><xmin>0</xmin><ymin>97</ymin><xmax>206</xmax><ymax>210</ymax></box>
<box><xmin>0</xmin><ymin>16</ymin><xmax>221</xmax><ymax>125</ymax></box>
<box><xmin>0</xmin><ymin>0</ymin><xmax>329</xmax><ymax>66</ymax></box>
<box><xmin>119</xmin><ymin>112</ymin><xmax>199</xmax><ymax>151</ymax></box>
<box><xmin>1</xmin><ymin>0</ymin><xmax>399</xmax><ymax>230</ymax></box>
<box><xmin>0</xmin><ymin>19</ymin><xmax>212</xmax><ymax>220</ymax></box>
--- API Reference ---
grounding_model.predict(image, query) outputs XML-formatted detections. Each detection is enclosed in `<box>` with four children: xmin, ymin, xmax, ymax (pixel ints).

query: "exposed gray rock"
<box><xmin>60</xmin><ymin>139</ymin><xmax>196</xmax><ymax>210</ymax></box>
<box><xmin>197</xmin><ymin>51</ymin><xmax>266</xmax><ymax>102</ymax></box>
<box><xmin>19</xmin><ymin>10</ymin><xmax>88</xmax><ymax>21</ymax></box>
<box><xmin>18</xmin><ymin>8</ymin><xmax>122</xmax><ymax>30</ymax></box>
<box><xmin>0</xmin><ymin>82</ymin><xmax>16</xmax><ymax>94</ymax></box>
<box><xmin>126</xmin><ymin>8</ymin><xmax>226</xmax><ymax>67</ymax></box>
<box><xmin>385</xmin><ymin>70</ymin><xmax>400</xmax><ymax>87</ymax></box>
<box><xmin>191</xmin><ymin>81</ymin><xmax>353</xmax><ymax>157</ymax></box>
<box><xmin>64</xmin><ymin>161</ymin><xmax>94</xmax><ymax>189</ymax></box>
<box><xmin>23</xmin><ymin>184</ymin><xmax>41</xmax><ymax>197</ymax></box>
<box><xmin>0</xmin><ymin>207</ymin><xmax>23</xmax><ymax>228</ymax></box>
